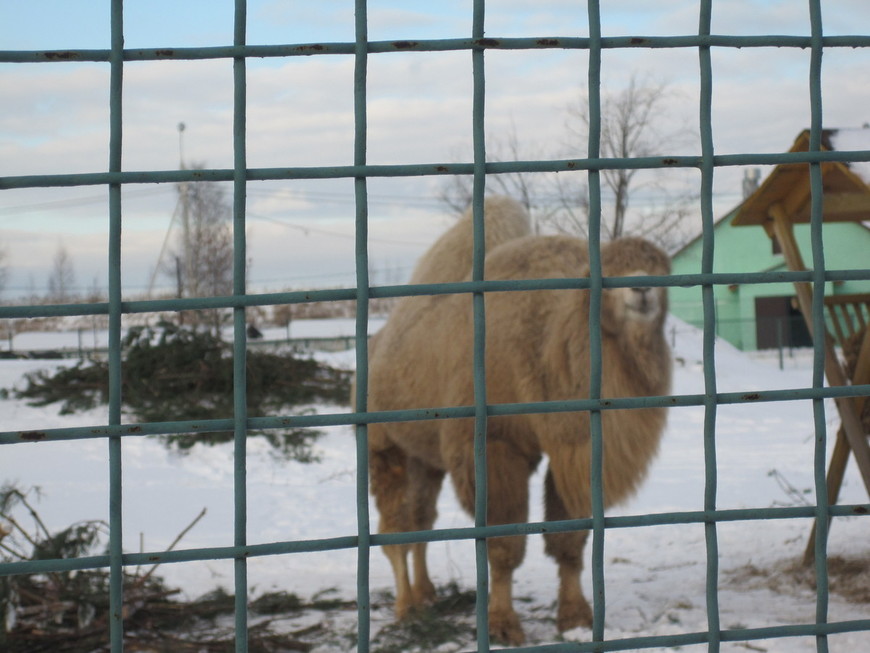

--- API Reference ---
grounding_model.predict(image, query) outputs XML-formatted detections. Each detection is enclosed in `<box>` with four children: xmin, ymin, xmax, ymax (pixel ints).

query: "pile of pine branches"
<box><xmin>14</xmin><ymin>322</ymin><xmax>352</xmax><ymax>459</ymax></box>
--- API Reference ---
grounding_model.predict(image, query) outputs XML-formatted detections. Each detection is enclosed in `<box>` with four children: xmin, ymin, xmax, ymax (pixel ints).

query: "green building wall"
<box><xmin>669</xmin><ymin>211</ymin><xmax>870</xmax><ymax>351</ymax></box>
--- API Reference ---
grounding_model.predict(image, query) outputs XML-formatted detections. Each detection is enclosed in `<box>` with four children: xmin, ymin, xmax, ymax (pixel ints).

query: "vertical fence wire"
<box><xmin>807</xmin><ymin>1</ymin><xmax>832</xmax><ymax>651</ymax></box>
<box><xmin>584</xmin><ymin>0</ymin><xmax>607</xmax><ymax>647</ymax></box>
<box><xmin>471</xmin><ymin>1</ymin><xmax>491</xmax><ymax>650</ymax></box>
<box><xmin>353</xmin><ymin>0</ymin><xmax>373</xmax><ymax>650</ymax></box>
<box><xmin>697</xmin><ymin>2</ymin><xmax>722</xmax><ymax>651</ymax></box>
<box><xmin>107</xmin><ymin>0</ymin><xmax>125</xmax><ymax>649</ymax></box>
<box><xmin>231</xmin><ymin>0</ymin><xmax>250</xmax><ymax>650</ymax></box>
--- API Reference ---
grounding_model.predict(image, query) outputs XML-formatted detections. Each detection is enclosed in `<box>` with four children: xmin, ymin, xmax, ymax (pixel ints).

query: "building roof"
<box><xmin>731</xmin><ymin>127</ymin><xmax>870</xmax><ymax>227</ymax></box>
<box><xmin>829</xmin><ymin>126</ymin><xmax>870</xmax><ymax>182</ymax></box>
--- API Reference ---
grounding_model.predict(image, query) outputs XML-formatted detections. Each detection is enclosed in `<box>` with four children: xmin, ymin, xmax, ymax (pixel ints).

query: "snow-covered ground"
<box><xmin>1</xmin><ymin>317</ymin><xmax>868</xmax><ymax>652</ymax></box>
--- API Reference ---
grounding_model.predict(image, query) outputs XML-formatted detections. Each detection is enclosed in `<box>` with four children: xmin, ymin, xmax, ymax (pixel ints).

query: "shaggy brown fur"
<box><xmin>364</xmin><ymin>200</ymin><xmax>672</xmax><ymax>645</ymax></box>
<box><xmin>408</xmin><ymin>194</ymin><xmax>531</xmax><ymax>284</ymax></box>
<box><xmin>364</xmin><ymin>195</ymin><xmax>531</xmax><ymax>626</ymax></box>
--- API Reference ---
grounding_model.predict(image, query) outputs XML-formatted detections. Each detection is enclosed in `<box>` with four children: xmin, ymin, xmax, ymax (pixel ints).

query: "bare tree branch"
<box><xmin>567</xmin><ymin>73</ymin><xmax>695</xmax><ymax>245</ymax></box>
<box><xmin>46</xmin><ymin>244</ymin><xmax>76</xmax><ymax>302</ymax></box>
<box><xmin>166</xmin><ymin>162</ymin><xmax>236</xmax><ymax>335</ymax></box>
<box><xmin>437</xmin><ymin>74</ymin><xmax>698</xmax><ymax>252</ymax></box>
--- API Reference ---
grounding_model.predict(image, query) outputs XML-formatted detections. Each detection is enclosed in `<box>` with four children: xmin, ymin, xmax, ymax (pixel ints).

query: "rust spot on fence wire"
<box><xmin>393</xmin><ymin>41</ymin><xmax>419</xmax><ymax>50</ymax></box>
<box><xmin>742</xmin><ymin>393</ymin><xmax>762</xmax><ymax>401</ymax></box>
<box><xmin>476</xmin><ymin>38</ymin><xmax>501</xmax><ymax>48</ymax></box>
<box><xmin>154</xmin><ymin>49</ymin><xmax>175</xmax><ymax>58</ymax></box>
<box><xmin>43</xmin><ymin>51</ymin><xmax>79</xmax><ymax>61</ymax></box>
<box><xmin>630</xmin><ymin>37</ymin><xmax>649</xmax><ymax>45</ymax></box>
<box><xmin>537</xmin><ymin>38</ymin><xmax>560</xmax><ymax>47</ymax></box>
<box><xmin>20</xmin><ymin>431</ymin><xmax>47</xmax><ymax>441</ymax></box>
<box><xmin>662</xmin><ymin>158</ymin><xmax>679</xmax><ymax>166</ymax></box>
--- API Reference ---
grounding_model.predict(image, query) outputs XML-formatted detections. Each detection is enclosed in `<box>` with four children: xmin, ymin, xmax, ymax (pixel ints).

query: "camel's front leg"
<box><xmin>487</xmin><ymin>536</ymin><xmax>526</xmax><ymax>646</ymax></box>
<box><xmin>445</xmin><ymin>434</ymin><xmax>534</xmax><ymax>646</ymax></box>
<box><xmin>543</xmin><ymin>464</ymin><xmax>593</xmax><ymax>632</ymax></box>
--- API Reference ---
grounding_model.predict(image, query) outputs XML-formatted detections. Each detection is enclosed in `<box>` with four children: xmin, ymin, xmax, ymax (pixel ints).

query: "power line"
<box><xmin>0</xmin><ymin>187</ymin><xmax>176</xmax><ymax>216</ymax></box>
<box><xmin>0</xmin><ymin>186</ymin><xmax>446</xmax><ymax>217</ymax></box>
<box><xmin>0</xmin><ymin>184</ymin><xmax>745</xmax><ymax>219</ymax></box>
<box><xmin>247</xmin><ymin>212</ymin><xmax>430</xmax><ymax>246</ymax></box>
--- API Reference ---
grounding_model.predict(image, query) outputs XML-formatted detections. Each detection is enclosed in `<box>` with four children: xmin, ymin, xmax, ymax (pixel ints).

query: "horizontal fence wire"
<box><xmin>2</xmin><ymin>1</ymin><xmax>870</xmax><ymax>652</ymax></box>
<box><xmin>3</xmin><ymin>34</ymin><xmax>870</xmax><ymax>64</ymax></box>
<box><xmin>2</xmin><ymin>381</ymin><xmax>870</xmax><ymax>445</ymax></box>
<box><xmin>4</xmin><ymin>149</ymin><xmax>870</xmax><ymax>190</ymax></box>
<box><xmin>3</xmin><ymin>502</ymin><xmax>868</xmax><ymax>578</ymax></box>
<box><xmin>1</xmin><ymin>269</ymin><xmax>870</xmax><ymax>320</ymax></box>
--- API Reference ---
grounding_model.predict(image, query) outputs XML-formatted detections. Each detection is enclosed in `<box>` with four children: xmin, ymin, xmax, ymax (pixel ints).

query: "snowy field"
<box><xmin>1</xmin><ymin>317</ymin><xmax>869</xmax><ymax>652</ymax></box>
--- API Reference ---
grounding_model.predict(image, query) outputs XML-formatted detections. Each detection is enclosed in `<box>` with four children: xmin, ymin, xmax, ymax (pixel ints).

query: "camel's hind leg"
<box><xmin>369</xmin><ymin>440</ymin><xmax>444</xmax><ymax>619</ymax></box>
<box><xmin>446</xmin><ymin>436</ymin><xmax>536</xmax><ymax>646</ymax></box>
<box><xmin>369</xmin><ymin>442</ymin><xmax>414</xmax><ymax>618</ymax></box>
<box><xmin>543</xmin><ymin>464</ymin><xmax>593</xmax><ymax>633</ymax></box>
<box><xmin>406</xmin><ymin>456</ymin><xmax>445</xmax><ymax>606</ymax></box>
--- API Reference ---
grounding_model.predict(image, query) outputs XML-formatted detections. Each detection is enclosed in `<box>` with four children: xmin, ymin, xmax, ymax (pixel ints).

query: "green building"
<box><xmin>670</xmin><ymin>128</ymin><xmax>870</xmax><ymax>351</ymax></box>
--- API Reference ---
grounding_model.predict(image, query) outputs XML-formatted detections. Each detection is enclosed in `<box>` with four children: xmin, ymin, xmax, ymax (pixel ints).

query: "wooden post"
<box><xmin>768</xmin><ymin>203</ymin><xmax>870</xmax><ymax>562</ymax></box>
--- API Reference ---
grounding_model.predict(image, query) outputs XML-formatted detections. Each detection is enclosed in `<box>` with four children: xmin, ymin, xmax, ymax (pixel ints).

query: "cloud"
<box><xmin>1</xmin><ymin>1</ymin><xmax>868</xmax><ymax>299</ymax></box>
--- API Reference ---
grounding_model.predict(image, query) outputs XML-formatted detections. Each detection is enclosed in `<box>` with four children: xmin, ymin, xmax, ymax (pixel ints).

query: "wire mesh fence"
<box><xmin>1</xmin><ymin>1</ymin><xmax>870</xmax><ymax>651</ymax></box>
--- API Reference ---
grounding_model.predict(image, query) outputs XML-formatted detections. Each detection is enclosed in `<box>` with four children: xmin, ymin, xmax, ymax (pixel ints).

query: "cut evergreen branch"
<box><xmin>13</xmin><ymin>321</ymin><xmax>352</xmax><ymax>460</ymax></box>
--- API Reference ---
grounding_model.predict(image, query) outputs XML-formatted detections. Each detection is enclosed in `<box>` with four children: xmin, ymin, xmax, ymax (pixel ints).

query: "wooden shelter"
<box><xmin>732</xmin><ymin>128</ymin><xmax>870</xmax><ymax>562</ymax></box>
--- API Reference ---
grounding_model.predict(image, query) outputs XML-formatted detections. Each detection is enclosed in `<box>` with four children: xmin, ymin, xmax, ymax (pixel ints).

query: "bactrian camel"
<box><xmin>363</xmin><ymin>195</ymin><xmax>672</xmax><ymax>645</ymax></box>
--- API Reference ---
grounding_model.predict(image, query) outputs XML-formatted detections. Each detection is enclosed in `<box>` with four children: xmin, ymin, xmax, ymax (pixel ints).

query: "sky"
<box><xmin>1</xmin><ymin>0</ymin><xmax>869</xmax><ymax>300</ymax></box>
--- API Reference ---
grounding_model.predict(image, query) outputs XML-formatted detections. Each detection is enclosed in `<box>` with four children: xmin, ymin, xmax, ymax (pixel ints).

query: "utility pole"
<box><xmin>147</xmin><ymin>122</ymin><xmax>191</xmax><ymax>298</ymax></box>
<box><xmin>178</xmin><ymin>122</ymin><xmax>193</xmax><ymax>297</ymax></box>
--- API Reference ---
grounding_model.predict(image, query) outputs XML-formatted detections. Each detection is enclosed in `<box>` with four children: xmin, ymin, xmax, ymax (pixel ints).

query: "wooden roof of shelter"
<box><xmin>732</xmin><ymin>128</ymin><xmax>870</xmax><ymax>228</ymax></box>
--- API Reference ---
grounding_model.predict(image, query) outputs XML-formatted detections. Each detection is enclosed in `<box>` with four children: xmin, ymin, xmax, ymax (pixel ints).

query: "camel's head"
<box><xmin>615</xmin><ymin>273</ymin><xmax>666</xmax><ymax>324</ymax></box>
<box><xmin>594</xmin><ymin>237</ymin><xmax>671</xmax><ymax>335</ymax></box>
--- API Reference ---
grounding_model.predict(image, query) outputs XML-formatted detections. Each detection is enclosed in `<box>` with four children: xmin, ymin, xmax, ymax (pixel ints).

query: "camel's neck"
<box><xmin>607</xmin><ymin>324</ymin><xmax>671</xmax><ymax>397</ymax></box>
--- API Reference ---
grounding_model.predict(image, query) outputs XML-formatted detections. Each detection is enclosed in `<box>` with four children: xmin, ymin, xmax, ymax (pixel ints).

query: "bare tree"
<box><xmin>562</xmin><ymin>73</ymin><xmax>697</xmax><ymax>248</ymax></box>
<box><xmin>438</xmin><ymin>75</ymin><xmax>697</xmax><ymax>251</ymax></box>
<box><xmin>167</xmin><ymin>164</ymin><xmax>235</xmax><ymax>334</ymax></box>
<box><xmin>437</xmin><ymin>123</ymin><xmax>557</xmax><ymax>228</ymax></box>
<box><xmin>0</xmin><ymin>247</ymin><xmax>8</xmax><ymax>300</ymax></box>
<box><xmin>47</xmin><ymin>244</ymin><xmax>76</xmax><ymax>303</ymax></box>
<box><xmin>438</xmin><ymin>133</ymin><xmax>589</xmax><ymax>237</ymax></box>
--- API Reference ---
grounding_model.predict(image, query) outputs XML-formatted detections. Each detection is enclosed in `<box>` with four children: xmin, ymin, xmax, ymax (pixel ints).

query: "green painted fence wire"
<box><xmin>107</xmin><ymin>0</ymin><xmax>125</xmax><ymax>649</ymax></box>
<box><xmin>807</xmin><ymin>2</ymin><xmax>832</xmax><ymax>651</ymax></box>
<box><xmin>6</xmin><ymin>149</ymin><xmax>870</xmax><ymax>193</ymax></box>
<box><xmin>697</xmin><ymin>1</ymin><xmax>721</xmax><ymax>651</ymax></box>
<box><xmin>1</xmin><ymin>1</ymin><xmax>870</xmax><ymax>652</ymax></box>
<box><xmin>471</xmin><ymin>0</ymin><xmax>491</xmax><ymax>648</ymax></box>
<box><xmin>353</xmin><ymin>0</ymin><xmax>373</xmax><ymax>650</ymax></box>
<box><xmin>231</xmin><ymin>1</ymin><xmax>250</xmax><ymax>651</ymax></box>
<box><xmin>585</xmin><ymin>1</ymin><xmax>607</xmax><ymax>647</ymax></box>
<box><xmin>4</xmin><ymin>34</ymin><xmax>870</xmax><ymax>64</ymax></box>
